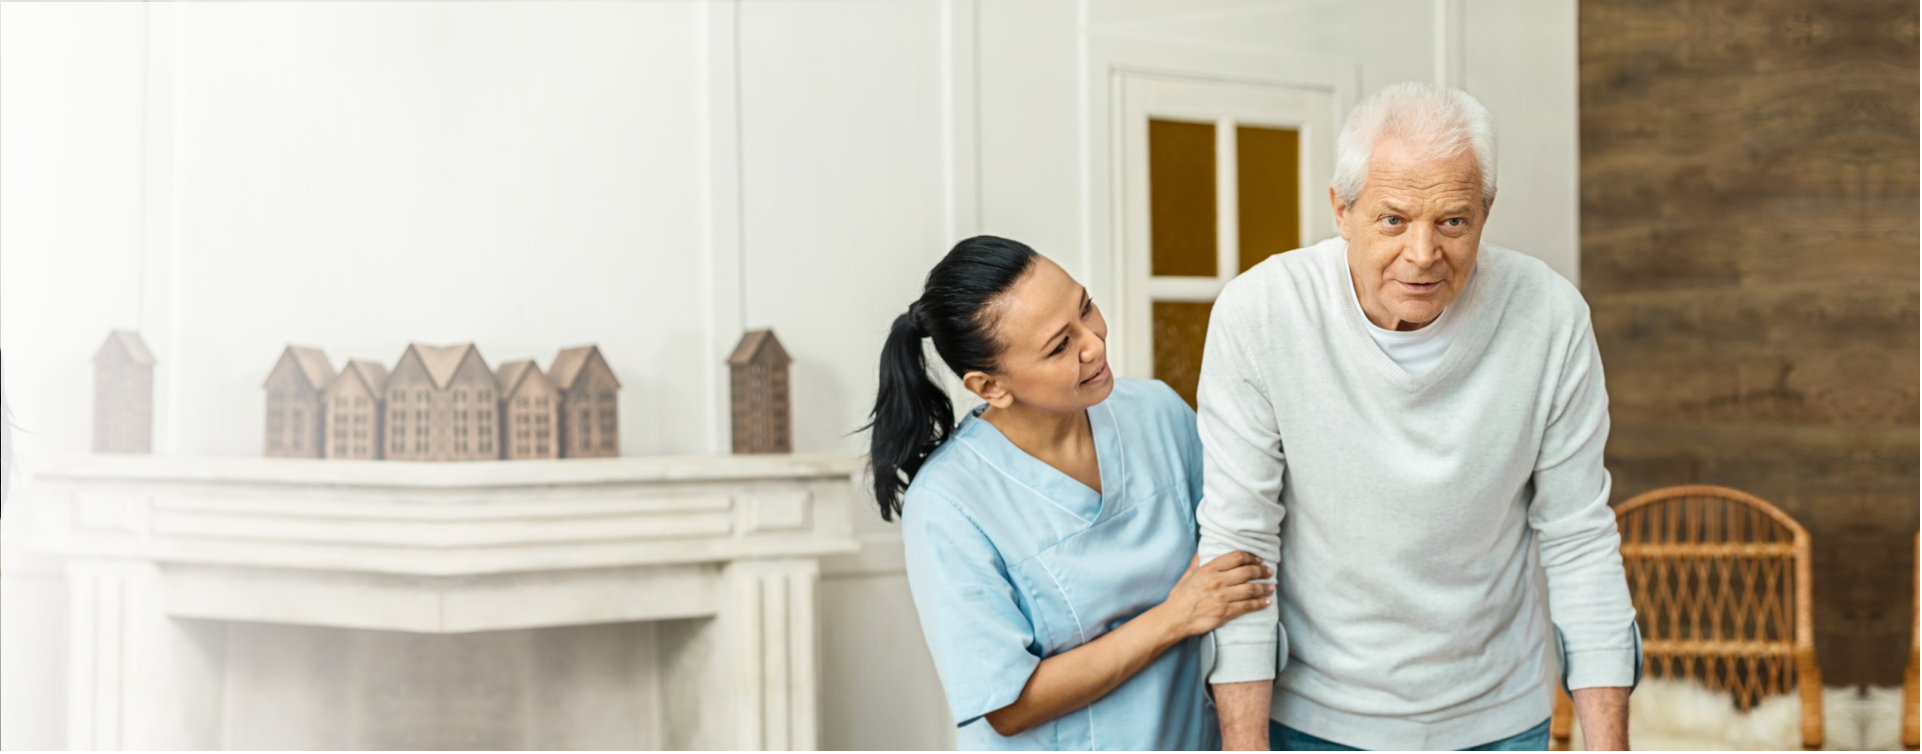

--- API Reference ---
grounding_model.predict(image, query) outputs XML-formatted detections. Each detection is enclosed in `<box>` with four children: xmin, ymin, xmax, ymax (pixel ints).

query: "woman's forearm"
<box><xmin>983</xmin><ymin>603</ymin><xmax>1183</xmax><ymax>737</ymax></box>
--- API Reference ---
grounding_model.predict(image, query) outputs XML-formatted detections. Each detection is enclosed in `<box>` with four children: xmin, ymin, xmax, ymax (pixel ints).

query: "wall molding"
<box><xmin>702</xmin><ymin>0</ymin><xmax>745</xmax><ymax>455</ymax></box>
<box><xmin>941</xmin><ymin>0</ymin><xmax>980</xmax><ymax>242</ymax></box>
<box><xmin>138</xmin><ymin>3</ymin><xmax>181</xmax><ymax>455</ymax></box>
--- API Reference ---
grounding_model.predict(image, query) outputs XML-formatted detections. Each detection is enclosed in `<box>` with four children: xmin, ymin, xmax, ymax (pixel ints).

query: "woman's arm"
<box><xmin>983</xmin><ymin>551</ymin><xmax>1271</xmax><ymax>737</ymax></box>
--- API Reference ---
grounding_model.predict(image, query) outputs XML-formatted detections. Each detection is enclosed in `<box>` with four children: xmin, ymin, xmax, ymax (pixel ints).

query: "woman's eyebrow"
<box><xmin>1039</xmin><ymin>288</ymin><xmax>1090</xmax><ymax>352</ymax></box>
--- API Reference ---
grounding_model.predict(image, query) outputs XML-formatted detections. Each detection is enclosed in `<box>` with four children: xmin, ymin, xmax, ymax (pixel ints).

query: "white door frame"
<box><xmin>1112</xmin><ymin>70</ymin><xmax>1338</xmax><ymax>381</ymax></box>
<box><xmin>1082</xmin><ymin>35</ymin><xmax>1357</xmax><ymax>379</ymax></box>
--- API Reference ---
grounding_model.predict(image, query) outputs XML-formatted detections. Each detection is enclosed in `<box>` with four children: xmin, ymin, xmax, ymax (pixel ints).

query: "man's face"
<box><xmin>1331</xmin><ymin>136</ymin><xmax>1489</xmax><ymax>331</ymax></box>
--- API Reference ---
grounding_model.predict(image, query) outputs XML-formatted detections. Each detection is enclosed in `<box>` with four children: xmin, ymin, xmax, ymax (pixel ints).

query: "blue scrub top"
<box><xmin>901</xmin><ymin>378</ymin><xmax>1216</xmax><ymax>750</ymax></box>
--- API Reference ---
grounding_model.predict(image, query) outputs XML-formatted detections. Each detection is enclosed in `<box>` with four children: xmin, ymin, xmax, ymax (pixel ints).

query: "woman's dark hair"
<box><xmin>866</xmin><ymin>235</ymin><xmax>1038</xmax><ymax>521</ymax></box>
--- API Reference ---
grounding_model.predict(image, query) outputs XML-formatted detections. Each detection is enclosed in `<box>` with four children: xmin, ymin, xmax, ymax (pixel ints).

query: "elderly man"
<box><xmin>1196</xmin><ymin>82</ymin><xmax>1638</xmax><ymax>751</ymax></box>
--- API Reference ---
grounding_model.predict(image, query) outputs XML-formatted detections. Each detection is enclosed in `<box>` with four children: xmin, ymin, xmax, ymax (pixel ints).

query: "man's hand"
<box><xmin>1571</xmin><ymin>686</ymin><xmax>1630</xmax><ymax>750</ymax></box>
<box><xmin>1213</xmin><ymin>680</ymin><xmax>1272</xmax><ymax>750</ymax></box>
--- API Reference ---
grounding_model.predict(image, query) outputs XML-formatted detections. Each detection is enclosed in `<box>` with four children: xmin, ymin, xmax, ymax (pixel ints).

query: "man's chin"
<box><xmin>1390</xmin><ymin>310</ymin><xmax>1443</xmax><ymax>331</ymax></box>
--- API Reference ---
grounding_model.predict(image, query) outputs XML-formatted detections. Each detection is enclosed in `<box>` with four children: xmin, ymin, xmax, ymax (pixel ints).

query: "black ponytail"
<box><xmin>866</xmin><ymin>236</ymin><xmax>1039</xmax><ymax>521</ymax></box>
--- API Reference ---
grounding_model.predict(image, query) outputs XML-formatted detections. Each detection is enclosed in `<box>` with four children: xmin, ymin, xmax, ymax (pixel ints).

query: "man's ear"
<box><xmin>1329</xmin><ymin>185</ymin><xmax>1353</xmax><ymax>241</ymax></box>
<box><xmin>962</xmin><ymin>370</ymin><xmax>1013</xmax><ymax>409</ymax></box>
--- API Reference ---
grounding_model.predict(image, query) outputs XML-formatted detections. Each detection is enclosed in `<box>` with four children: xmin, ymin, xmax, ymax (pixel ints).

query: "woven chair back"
<box><xmin>1613</xmin><ymin>484</ymin><xmax>1814</xmax><ymax>712</ymax></box>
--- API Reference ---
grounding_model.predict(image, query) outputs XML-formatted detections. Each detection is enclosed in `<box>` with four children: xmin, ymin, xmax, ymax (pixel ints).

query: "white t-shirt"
<box><xmin>1347</xmin><ymin>269</ymin><xmax>1470</xmax><ymax>376</ymax></box>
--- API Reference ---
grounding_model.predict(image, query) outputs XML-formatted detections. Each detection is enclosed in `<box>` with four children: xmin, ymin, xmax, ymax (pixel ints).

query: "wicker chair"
<box><xmin>1549</xmin><ymin>484</ymin><xmax>1822</xmax><ymax>749</ymax></box>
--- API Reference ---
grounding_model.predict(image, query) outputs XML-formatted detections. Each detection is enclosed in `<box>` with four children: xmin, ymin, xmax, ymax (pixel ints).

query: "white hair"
<box><xmin>1332</xmin><ymin>82</ymin><xmax>1497</xmax><ymax>208</ymax></box>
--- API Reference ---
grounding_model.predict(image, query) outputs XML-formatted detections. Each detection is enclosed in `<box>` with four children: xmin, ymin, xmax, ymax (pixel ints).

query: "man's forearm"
<box><xmin>1572</xmin><ymin>686</ymin><xmax>1630</xmax><ymax>750</ymax></box>
<box><xmin>1212</xmin><ymin>680</ymin><xmax>1272</xmax><ymax>750</ymax></box>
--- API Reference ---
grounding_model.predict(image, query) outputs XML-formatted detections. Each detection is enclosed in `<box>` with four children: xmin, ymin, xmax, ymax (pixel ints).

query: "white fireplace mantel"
<box><xmin>26</xmin><ymin>453</ymin><xmax>864</xmax><ymax>750</ymax></box>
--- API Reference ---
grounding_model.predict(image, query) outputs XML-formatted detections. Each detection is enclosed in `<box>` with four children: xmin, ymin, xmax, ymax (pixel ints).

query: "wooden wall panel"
<box><xmin>1581</xmin><ymin>0</ymin><xmax>1919</xmax><ymax>686</ymax></box>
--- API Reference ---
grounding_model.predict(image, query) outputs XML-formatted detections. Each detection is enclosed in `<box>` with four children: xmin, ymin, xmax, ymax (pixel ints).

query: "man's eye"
<box><xmin>1445</xmin><ymin>218</ymin><xmax>1464</xmax><ymax>227</ymax></box>
<box><xmin>1383</xmin><ymin>217</ymin><xmax>1402</xmax><ymax>226</ymax></box>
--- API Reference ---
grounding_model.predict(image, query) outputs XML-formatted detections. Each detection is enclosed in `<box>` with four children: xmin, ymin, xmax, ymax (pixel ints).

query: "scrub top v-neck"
<box><xmin>900</xmin><ymin>378</ymin><xmax>1216</xmax><ymax>751</ymax></box>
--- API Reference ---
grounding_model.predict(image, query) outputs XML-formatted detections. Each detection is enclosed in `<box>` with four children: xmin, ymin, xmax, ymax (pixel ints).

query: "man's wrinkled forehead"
<box><xmin>1360</xmin><ymin>146</ymin><xmax>1486</xmax><ymax>210</ymax></box>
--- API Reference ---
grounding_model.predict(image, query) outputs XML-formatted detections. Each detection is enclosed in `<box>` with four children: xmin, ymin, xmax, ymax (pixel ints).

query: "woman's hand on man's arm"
<box><xmin>982</xmin><ymin>551</ymin><xmax>1271</xmax><ymax>737</ymax></box>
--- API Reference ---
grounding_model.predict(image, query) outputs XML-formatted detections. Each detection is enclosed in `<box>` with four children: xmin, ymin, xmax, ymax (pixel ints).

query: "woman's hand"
<box><xmin>980</xmin><ymin>550</ymin><xmax>1273</xmax><ymax>738</ymax></box>
<box><xmin>1155</xmin><ymin>551</ymin><xmax>1272</xmax><ymax>641</ymax></box>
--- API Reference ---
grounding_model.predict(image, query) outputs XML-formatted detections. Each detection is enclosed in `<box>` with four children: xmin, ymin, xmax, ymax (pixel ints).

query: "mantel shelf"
<box><xmin>27</xmin><ymin>452</ymin><xmax>865</xmax><ymax>487</ymax></box>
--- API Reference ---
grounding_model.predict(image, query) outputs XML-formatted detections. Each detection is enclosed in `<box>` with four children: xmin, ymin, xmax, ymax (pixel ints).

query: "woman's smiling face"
<box><xmin>966</xmin><ymin>256</ymin><xmax>1113</xmax><ymax>413</ymax></box>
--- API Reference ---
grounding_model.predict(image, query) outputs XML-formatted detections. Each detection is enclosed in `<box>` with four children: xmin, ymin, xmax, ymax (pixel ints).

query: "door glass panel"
<box><xmin>1148</xmin><ymin>118</ymin><xmax>1218</xmax><ymax>277</ymax></box>
<box><xmin>1151</xmin><ymin>300</ymin><xmax>1214</xmax><ymax>408</ymax></box>
<box><xmin>1237</xmin><ymin>125</ymin><xmax>1300</xmax><ymax>272</ymax></box>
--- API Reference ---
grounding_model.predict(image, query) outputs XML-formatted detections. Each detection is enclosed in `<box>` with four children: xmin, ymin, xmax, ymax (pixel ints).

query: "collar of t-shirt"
<box><xmin>1346</xmin><ymin>270</ymin><xmax>1471</xmax><ymax>377</ymax></box>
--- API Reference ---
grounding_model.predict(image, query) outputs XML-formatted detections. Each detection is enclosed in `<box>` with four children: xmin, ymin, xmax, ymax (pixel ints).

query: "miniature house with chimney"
<box><xmin>496</xmin><ymin>360</ymin><xmax>560</xmax><ymax>460</ymax></box>
<box><xmin>262</xmin><ymin>346</ymin><xmax>335</xmax><ymax>458</ymax></box>
<box><xmin>548</xmin><ymin>345</ymin><xmax>621</xmax><ymax>458</ymax></box>
<box><xmin>385</xmin><ymin>343</ymin><xmax>499</xmax><ymax>462</ymax></box>
<box><xmin>93</xmin><ymin>330</ymin><xmax>157</xmax><ymax>454</ymax></box>
<box><xmin>729</xmin><ymin>330</ymin><xmax>791</xmax><ymax>454</ymax></box>
<box><xmin>324</xmin><ymin>359</ymin><xmax>388</xmax><ymax>460</ymax></box>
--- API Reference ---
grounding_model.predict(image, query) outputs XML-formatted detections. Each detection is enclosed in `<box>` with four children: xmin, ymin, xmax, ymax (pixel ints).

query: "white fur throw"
<box><xmin>1567</xmin><ymin>678</ymin><xmax>1909</xmax><ymax>750</ymax></box>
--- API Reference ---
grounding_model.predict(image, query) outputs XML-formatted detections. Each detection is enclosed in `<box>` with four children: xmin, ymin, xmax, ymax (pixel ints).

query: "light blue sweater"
<box><xmin>1195</xmin><ymin>237</ymin><xmax>1636</xmax><ymax>750</ymax></box>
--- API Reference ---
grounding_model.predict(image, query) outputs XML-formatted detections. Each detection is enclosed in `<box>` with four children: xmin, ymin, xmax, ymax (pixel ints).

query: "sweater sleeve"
<box><xmin>1529</xmin><ymin>312</ymin><xmax>1639</xmax><ymax>690</ymax></box>
<box><xmin>1194</xmin><ymin>288</ymin><xmax>1287</xmax><ymax>685</ymax></box>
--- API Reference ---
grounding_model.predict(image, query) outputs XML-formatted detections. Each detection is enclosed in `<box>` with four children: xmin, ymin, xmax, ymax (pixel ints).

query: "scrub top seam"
<box><xmin>1104</xmin><ymin>401</ymin><xmax>1128</xmax><ymax>502</ymax></box>
<box><xmin>956</xmin><ymin>436</ymin><xmax>1093</xmax><ymax>525</ymax></box>
<box><xmin>1035</xmin><ymin>556</ymin><xmax>1096</xmax><ymax>749</ymax></box>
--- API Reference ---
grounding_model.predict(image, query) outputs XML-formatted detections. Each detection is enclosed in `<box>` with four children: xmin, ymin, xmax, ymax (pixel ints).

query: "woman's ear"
<box><xmin>962</xmin><ymin>370</ymin><xmax>1013</xmax><ymax>409</ymax></box>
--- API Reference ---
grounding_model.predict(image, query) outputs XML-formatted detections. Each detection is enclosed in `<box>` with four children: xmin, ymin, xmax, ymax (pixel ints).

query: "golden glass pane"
<box><xmin>1148</xmin><ymin>119</ymin><xmax>1218</xmax><ymax>278</ymax></box>
<box><xmin>1237</xmin><ymin>125</ymin><xmax>1300</xmax><ymax>272</ymax></box>
<box><xmin>1152</xmin><ymin>300</ymin><xmax>1214</xmax><ymax>409</ymax></box>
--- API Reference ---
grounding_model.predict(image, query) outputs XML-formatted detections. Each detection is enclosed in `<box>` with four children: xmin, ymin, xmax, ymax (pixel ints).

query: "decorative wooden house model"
<box><xmin>93</xmin><ymin>330</ymin><xmax>157</xmax><ymax>455</ymax></box>
<box><xmin>728</xmin><ymin>330</ymin><xmax>791</xmax><ymax>454</ymax></box>
<box><xmin>324</xmin><ymin>359</ymin><xmax>388</xmax><ymax>460</ymax></box>
<box><xmin>385</xmin><ymin>343</ymin><xmax>499</xmax><ymax>462</ymax></box>
<box><xmin>548</xmin><ymin>345</ymin><xmax>621</xmax><ymax>458</ymax></box>
<box><xmin>262</xmin><ymin>345</ymin><xmax>335</xmax><ymax>458</ymax></box>
<box><xmin>496</xmin><ymin>359</ymin><xmax>560</xmax><ymax>460</ymax></box>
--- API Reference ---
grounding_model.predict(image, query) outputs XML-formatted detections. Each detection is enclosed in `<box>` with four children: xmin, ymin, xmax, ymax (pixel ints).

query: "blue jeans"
<box><xmin>1269</xmin><ymin>718</ymin><xmax>1551</xmax><ymax>751</ymax></box>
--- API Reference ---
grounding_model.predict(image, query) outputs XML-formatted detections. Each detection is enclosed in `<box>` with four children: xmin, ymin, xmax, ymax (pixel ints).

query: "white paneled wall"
<box><xmin>1</xmin><ymin>1</ymin><xmax>1576</xmax><ymax>750</ymax></box>
<box><xmin>737</xmin><ymin>0</ymin><xmax>950</xmax><ymax>457</ymax></box>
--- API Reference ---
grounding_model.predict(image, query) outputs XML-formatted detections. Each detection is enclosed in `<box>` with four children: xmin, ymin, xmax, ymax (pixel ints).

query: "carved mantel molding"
<box><xmin>26</xmin><ymin>453</ymin><xmax>862</xmax><ymax>750</ymax></box>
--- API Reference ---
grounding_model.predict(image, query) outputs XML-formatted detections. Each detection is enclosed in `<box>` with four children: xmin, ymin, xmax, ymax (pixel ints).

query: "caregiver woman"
<box><xmin>868</xmin><ymin>235</ymin><xmax>1270</xmax><ymax>750</ymax></box>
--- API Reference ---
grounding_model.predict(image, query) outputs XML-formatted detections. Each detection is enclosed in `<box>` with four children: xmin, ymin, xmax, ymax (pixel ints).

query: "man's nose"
<box><xmin>1406</xmin><ymin>225</ymin><xmax>1442</xmax><ymax>267</ymax></box>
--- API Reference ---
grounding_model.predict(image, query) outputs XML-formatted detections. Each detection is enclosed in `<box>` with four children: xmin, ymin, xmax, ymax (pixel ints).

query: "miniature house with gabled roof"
<box><xmin>385</xmin><ymin>343</ymin><xmax>500</xmax><ymax>461</ymax></box>
<box><xmin>729</xmin><ymin>330</ymin><xmax>791</xmax><ymax>454</ymax></box>
<box><xmin>496</xmin><ymin>359</ymin><xmax>560</xmax><ymax>460</ymax></box>
<box><xmin>94</xmin><ymin>330</ymin><xmax>156</xmax><ymax>454</ymax></box>
<box><xmin>548</xmin><ymin>345</ymin><xmax>621</xmax><ymax>458</ymax></box>
<box><xmin>262</xmin><ymin>345</ymin><xmax>335</xmax><ymax>458</ymax></box>
<box><xmin>324</xmin><ymin>359</ymin><xmax>388</xmax><ymax>460</ymax></box>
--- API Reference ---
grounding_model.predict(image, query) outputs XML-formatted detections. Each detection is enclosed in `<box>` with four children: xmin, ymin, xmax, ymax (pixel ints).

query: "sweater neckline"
<box><xmin>1329</xmin><ymin>241</ymin><xmax>1501</xmax><ymax>391</ymax></box>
